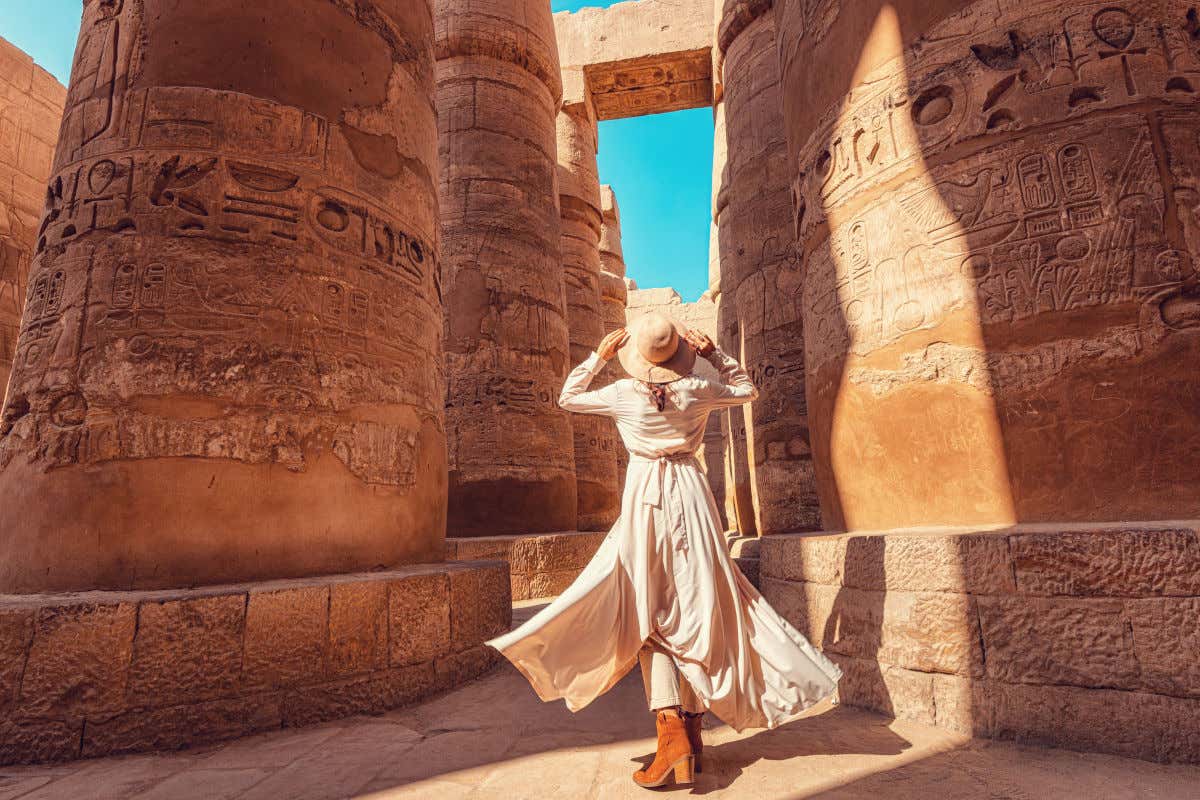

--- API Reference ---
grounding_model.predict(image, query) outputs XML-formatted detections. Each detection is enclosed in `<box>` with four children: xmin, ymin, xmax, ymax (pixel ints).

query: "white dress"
<box><xmin>486</xmin><ymin>349</ymin><xmax>842</xmax><ymax>731</ymax></box>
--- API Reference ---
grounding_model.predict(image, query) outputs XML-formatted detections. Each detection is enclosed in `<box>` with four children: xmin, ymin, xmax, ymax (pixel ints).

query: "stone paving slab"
<box><xmin>1</xmin><ymin>655</ymin><xmax>1196</xmax><ymax>799</ymax></box>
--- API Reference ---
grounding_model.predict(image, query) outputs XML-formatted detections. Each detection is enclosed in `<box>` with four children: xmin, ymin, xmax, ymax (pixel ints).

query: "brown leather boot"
<box><xmin>633</xmin><ymin>710</ymin><xmax>695</xmax><ymax>788</ymax></box>
<box><xmin>683</xmin><ymin>711</ymin><xmax>704</xmax><ymax>773</ymax></box>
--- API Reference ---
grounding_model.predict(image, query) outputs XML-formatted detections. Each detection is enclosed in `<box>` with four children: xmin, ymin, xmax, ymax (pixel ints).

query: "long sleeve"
<box><xmin>558</xmin><ymin>352</ymin><xmax>619</xmax><ymax>415</ymax></box>
<box><xmin>697</xmin><ymin>347</ymin><xmax>759</xmax><ymax>407</ymax></box>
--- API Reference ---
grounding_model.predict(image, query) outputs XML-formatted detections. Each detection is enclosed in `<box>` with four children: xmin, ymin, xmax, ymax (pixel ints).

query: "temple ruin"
<box><xmin>0</xmin><ymin>0</ymin><xmax>1197</xmax><ymax>776</ymax></box>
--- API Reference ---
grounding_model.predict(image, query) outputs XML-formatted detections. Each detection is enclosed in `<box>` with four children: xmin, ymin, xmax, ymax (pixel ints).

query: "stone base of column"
<box><xmin>446</xmin><ymin>531</ymin><xmax>607</xmax><ymax>601</ymax></box>
<box><xmin>727</xmin><ymin>535</ymin><xmax>761</xmax><ymax>589</ymax></box>
<box><xmin>0</xmin><ymin>561</ymin><xmax>511</xmax><ymax>765</ymax></box>
<box><xmin>759</xmin><ymin>522</ymin><xmax>1200</xmax><ymax>764</ymax></box>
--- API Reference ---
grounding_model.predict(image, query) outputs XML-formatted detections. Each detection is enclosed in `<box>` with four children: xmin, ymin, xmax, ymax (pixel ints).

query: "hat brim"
<box><xmin>617</xmin><ymin>315</ymin><xmax>697</xmax><ymax>383</ymax></box>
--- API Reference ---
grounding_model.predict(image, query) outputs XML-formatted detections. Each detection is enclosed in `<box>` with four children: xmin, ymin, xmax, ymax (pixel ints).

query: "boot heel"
<box><xmin>673</xmin><ymin>755</ymin><xmax>695</xmax><ymax>784</ymax></box>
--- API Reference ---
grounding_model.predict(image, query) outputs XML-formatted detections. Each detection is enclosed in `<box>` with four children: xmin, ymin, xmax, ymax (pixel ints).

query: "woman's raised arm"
<box><xmin>705</xmin><ymin>349</ymin><xmax>759</xmax><ymax>405</ymax></box>
<box><xmin>557</xmin><ymin>329</ymin><xmax>628</xmax><ymax>415</ymax></box>
<box><xmin>686</xmin><ymin>329</ymin><xmax>758</xmax><ymax>408</ymax></box>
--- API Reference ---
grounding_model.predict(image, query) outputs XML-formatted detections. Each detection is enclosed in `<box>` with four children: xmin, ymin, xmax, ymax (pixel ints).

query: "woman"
<box><xmin>486</xmin><ymin>312</ymin><xmax>842</xmax><ymax>788</ymax></box>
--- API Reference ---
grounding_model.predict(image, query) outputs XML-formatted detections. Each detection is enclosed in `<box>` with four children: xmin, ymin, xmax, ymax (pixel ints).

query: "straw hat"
<box><xmin>617</xmin><ymin>312</ymin><xmax>697</xmax><ymax>383</ymax></box>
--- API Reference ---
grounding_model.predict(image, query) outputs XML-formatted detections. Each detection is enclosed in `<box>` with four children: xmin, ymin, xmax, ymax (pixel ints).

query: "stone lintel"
<box><xmin>554</xmin><ymin>0</ymin><xmax>714</xmax><ymax>120</ymax></box>
<box><xmin>0</xmin><ymin>561</ymin><xmax>511</xmax><ymax>765</ymax></box>
<box><xmin>588</xmin><ymin>49</ymin><xmax>713</xmax><ymax>120</ymax></box>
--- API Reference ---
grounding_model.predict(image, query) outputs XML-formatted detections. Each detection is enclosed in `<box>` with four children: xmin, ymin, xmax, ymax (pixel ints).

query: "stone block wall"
<box><xmin>446</xmin><ymin>531</ymin><xmax>606</xmax><ymax>601</ymax></box>
<box><xmin>0</xmin><ymin>562</ymin><xmax>510</xmax><ymax>765</ymax></box>
<box><xmin>759</xmin><ymin>524</ymin><xmax>1200</xmax><ymax>763</ymax></box>
<box><xmin>0</xmin><ymin>37</ymin><xmax>65</xmax><ymax>394</ymax></box>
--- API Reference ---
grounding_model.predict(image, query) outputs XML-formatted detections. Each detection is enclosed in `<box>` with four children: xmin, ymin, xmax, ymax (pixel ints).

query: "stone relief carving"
<box><xmin>2</xmin><ymin>1</ymin><xmax>442</xmax><ymax>488</ymax></box>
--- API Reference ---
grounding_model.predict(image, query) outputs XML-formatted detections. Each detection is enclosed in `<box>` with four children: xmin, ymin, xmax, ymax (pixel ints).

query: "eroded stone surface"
<box><xmin>1126</xmin><ymin>597</ymin><xmax>1200</xmax><ymax>699</ymax></box>
<box><xmin>19</xmin><ymin>602</ymin><xmax>136</xmax><ymax>718</ymax></box>
<box><xmin>759</xmin><ymin>532</ymin><xmax>846</xmax><ymax>585</ymax></box>
<box><xmin>0</xmin><ymin>609</ymin><xmax>32</xmax><ymax>713</ymax></box>
<box><xmin>716</xmin><ymin>1</ymin><xmax>819</xmax><ymax>536</ymax></box>
<box><xmin>978</xmin><ymin>596</ymin><xmax>1140</xmax><ymax>689</ymax></box>
<box><xmin>328</xmin><ymin>582</ymin><xmax>389</xmax><ymax>679</ymax></box>
<box><xmin>438</xmin><ymin>0</ymin><xmax>576</xmax><ymax>537</ymax></box>
<box><xmin>388</xmin><ymin>573</ymin><xmax>451</xmax><ymax>668</ymax></box>
<box><xmin>0</xmin><ymin>563</ymin><xmax>506</xmax><ymax>765</ymax></box>
<box><xmin>128</xmin><ymin>594</ymin><xmax>246</xmax><ymax>708</ymax></box>
<box><xmin>243</xmin><ymin>587</ymin><xmax>329</xmax><ymax>692</ymax></box>
<box><xmin>778</xmin><ymin>0</ymin><xmax>1200</xmax><ymax>529</ymax></box>
<box><xmin>0</xmin><ymin>717</ymin><xmax>81</xmax><ymax>766</ymax></box>
<box><xmin>445</xmin><ymin>532</ymin><xmax>606</xmax><ymax>601</ymax></box>
<box><xmin>81</xmin><ymin>695</ymin><xmax>284</xmax><ymax>759</ymax></box>
<box><xmin>761</xmin><ymin>524</ymin><xmax>1200</xmax><ymax>763</ymax></box>
<box><xmin>1012</xmin><ymin>527</ymin><xmax>1200</xmax><ymax>597</ymax></box>
<box><xmin>558</xmin><ymin>85</ymin><xmax>620</xmax><ymax>531</ymax></box>
<box><xmin>281</xmin><ymin>663</ymin><xmax>437</xmax><ymax>728</ymax></box>
<box><xmin>0</xmin><ymin>0</ymin><xmax>445</xmax><ymax>593</ymax></box>
<box><xmin>448</xmin><ymin>563</ymin><xmax>511</xmax><ymax>647</ymax></box>
<box><xmin>0</xmin><ymin>37</ymin><xmax>65</xmax><ymax>394</ymax></box>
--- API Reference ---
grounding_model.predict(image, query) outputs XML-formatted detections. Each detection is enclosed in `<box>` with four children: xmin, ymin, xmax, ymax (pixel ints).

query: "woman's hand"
<box><xmin>597</xmin><ymin>328</ymin><xmax>629</xmax><ymax>361</ymax></box>
<box><xmin>684</xmin><ymin>329</ymin><xmax>715</xmax><ymax>357</ymax></box>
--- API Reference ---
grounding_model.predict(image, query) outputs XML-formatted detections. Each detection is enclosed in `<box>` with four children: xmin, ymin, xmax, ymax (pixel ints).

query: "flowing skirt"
<box><xmin>486</xmin><ymin>453</ymin><xmax>842</xmax><ymax>731</ymax></box>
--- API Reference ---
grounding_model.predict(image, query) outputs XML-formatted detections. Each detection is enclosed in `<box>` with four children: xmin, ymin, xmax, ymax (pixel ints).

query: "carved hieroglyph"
<box><xmin>0</xmin><ymin>0</ymin><xmax>444</xmax><ymax>592</ymax></box>
<box><xmin>554</xmin><ymin>0</ymin><xmax>714</xmax><ymax>120</ymax></box>
<box><xmin>558</xmin><ymin>92</ymin><xmax>619</xmax><ymax>530</ymax></box>
<box><xmin>716</xmin><ymin>0</ymin><xmax>820</xmax><ymax>534</ymax></box>
<box><xmin>779</xmin><ymin>0</ymin><xmax>1200</xmax><ymax>528</ymax></box>
<box><xmin>437</xmin><ymin>0</ymin><xmax>576</xmax><ymax>536</ymax></box>
<box><xmin>0</xmin><ymin>39</ymin><xmax>65</xmax><ymax>397</ymax></box>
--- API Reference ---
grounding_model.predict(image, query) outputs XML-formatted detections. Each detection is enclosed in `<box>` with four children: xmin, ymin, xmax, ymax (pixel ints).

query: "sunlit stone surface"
<box><xmin>716</xmin><ymin>0</ymin><xmax>820</xmax><ymax>535</ymax></box>
<box><xmin>437</xmin><ymin>0</ymin><xmax>577</xmax><ymax>537</ymax></box>
<box><xmin>558</xmin><ymin>73</ymin><xmax>620</xmax><ymax>530</ymax></box>
<box><xmin>778</xmin><ymin>0</ymin><xmax>1200</xmax><ymax>529</ymax></box>
<box><xmin>1</xmin><ymin>0</ymin><xmax>1197</xmax><ymax>772</ymax></box>
<box><xmin>0</xmin><ymin>36</ymin><xmax>64</xmax><ymax>397</ymax></box>
<box><xmin>0</xmin><ymin>0</ymin><xmax>445</xmax><ymax>593</ymax></box>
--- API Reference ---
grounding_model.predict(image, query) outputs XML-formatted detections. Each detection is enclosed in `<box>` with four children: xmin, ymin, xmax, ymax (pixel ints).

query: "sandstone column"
<box><xmin>0</xmin><ymin>39</ymin><xmax>65</xmax><ymax>396</ymax></box>
<box><xmin>437</xmin><ymin>0</ymin><xmax>575</xmax><ymax>536</ymax></box>
<box><xmin>598</xmin><ymin>186</ymin><xmax>629</xmax><ymax>362</ymax></box>
<box><xmin>779</xmin><ymin>0</ymin><xmax>1200</xmax><ymax>527</ymax></box>
<box><xmin>710</xmin><ymin>97</ymin><xmax>754</xmax><ymax>536</ymax></box>
<box><xmin>598</xmin><ymin>184</ymin><xmax>629</xmax><ymax>487</ymax></box>
<box><xmin>558</xmin><ymin>71</ymin><xmax>620</xmax><ymax>530</ymax></box>
<box><xmin>0</xmin><ymin>0</ymin><xmax>444</xmax><ymax>593</ymax></box>
<box><xmin>715</xmin><ymin>0</ymin><xmax>820</xmax><ymax>534</ymax></box>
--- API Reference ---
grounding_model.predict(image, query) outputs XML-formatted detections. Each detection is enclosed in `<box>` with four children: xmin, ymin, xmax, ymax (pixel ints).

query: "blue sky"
<box><xmin>0</xmin><ymin>0</ymin><xmax>713</xmax><ymax>301</ymax></box>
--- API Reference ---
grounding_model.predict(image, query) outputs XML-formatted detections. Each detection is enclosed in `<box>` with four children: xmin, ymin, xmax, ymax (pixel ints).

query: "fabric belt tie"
<box><xmin>631</xmin><ymin>453</ymin><xmax>695</xmax><ymax>556</ymax></box>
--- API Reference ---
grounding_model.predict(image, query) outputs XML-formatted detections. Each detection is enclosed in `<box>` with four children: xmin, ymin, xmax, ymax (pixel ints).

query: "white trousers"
<box><xmin>638</xmin><ymin>642</ymin><xmax>705</xmax><ymax>713</ymax></box>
